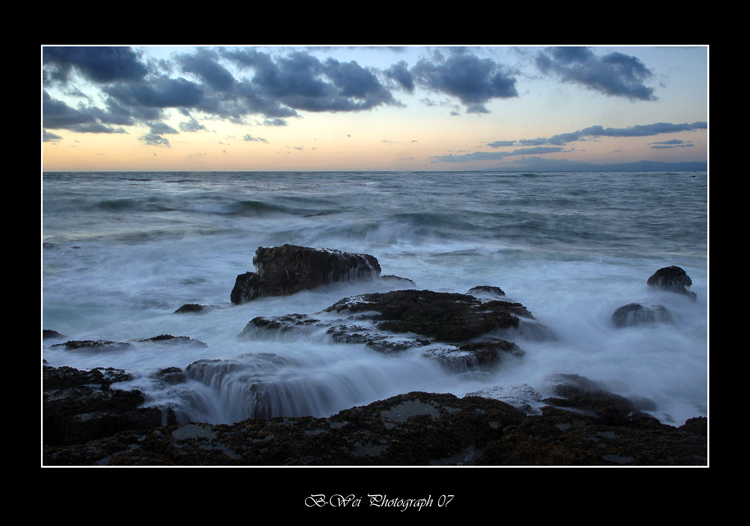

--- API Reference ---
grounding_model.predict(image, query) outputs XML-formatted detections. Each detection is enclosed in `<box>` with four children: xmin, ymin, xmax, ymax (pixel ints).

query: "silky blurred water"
<box><xmin>42</xmin><ymin>171</ymin><xmax>708</xmax><ymax>425</ymax></box>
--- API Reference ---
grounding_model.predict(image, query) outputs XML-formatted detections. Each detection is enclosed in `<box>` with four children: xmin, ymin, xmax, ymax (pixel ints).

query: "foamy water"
<box><xmin>42</xmin><ymin>171</ymin><xmax>708</xmax><ymax>426</ymax></box>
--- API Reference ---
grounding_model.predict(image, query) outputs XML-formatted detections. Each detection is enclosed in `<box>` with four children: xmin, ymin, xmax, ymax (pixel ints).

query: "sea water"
<box><xmin>41</xmin><ymin>171</ymin><xmax>708</xmax><ymax>426</ymax></box>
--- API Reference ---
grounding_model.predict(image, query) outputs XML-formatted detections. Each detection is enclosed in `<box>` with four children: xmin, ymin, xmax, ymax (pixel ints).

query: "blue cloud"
<box><xmin>535</xmin><ymin>46</ymin><xmax>656</xmax><ymax>101</ymax></box>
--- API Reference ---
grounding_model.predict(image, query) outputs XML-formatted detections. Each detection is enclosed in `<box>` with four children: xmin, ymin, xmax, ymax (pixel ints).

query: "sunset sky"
<box><xmin>42</xmin><ymin>45</ymin><xmax>708</xmax><ymax>172</ymax></box>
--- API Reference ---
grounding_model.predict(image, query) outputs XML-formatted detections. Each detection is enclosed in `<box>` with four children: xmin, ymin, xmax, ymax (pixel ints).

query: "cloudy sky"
<box><xmin>42</xmin><ymin>45</ymin><xmax>708</xmax><ymax>172</ymax></box>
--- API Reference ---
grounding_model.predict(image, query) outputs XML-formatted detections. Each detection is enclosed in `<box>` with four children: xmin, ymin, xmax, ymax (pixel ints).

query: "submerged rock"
<box><xmin>647</xmin><ymin>266</ymin><xmax>697</xmax><ymax>300</ymax></box>
<box><xmin>612</xmin><ymin>303</ymin><xmax>673</xmax><ymax>328</ymax></box>
<box><xmin>230</xmin><ymin>244</ymin><xmax>382</xmax><ymax>304</ymax></box>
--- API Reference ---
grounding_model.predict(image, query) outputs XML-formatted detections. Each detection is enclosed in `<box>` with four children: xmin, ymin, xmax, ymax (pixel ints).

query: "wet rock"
<box><xmin>647</xmin><ymin>266</ymin><xmax>697</xmax><ymax>300</ymax></box>
<box><xmin>381</xmin><ymin>274</ymin><xmax>416</xmax><ymax>287</ymax></box>
<box><xmin>541</xmin><ymin>373</ymin><xmax>657</xmax><ymax>424</ymax></box>
<box><xmin>175</xmin><ymin>303</ymin><xmax>210</xmax><ymax>314</ymax></box>
<box><xmin>134</xmin><ymin>334</ymin><xmax>208</xmax><ymax>348</ymax></box>
<box><xmin>43</xmin><ymin>365</ymin><xmax>176</xmax><ymax>447</ymax></box>
<box><xmin>151</xmin><ymin>366</ymin><xmax>187</xmax><ymax>386</ymax></box>
<box><xmin>423</xmin><ymin>340</ymin><xmax>524</xmax><ymax>373</ymax></box>
<box><xmin>324</xmin><ymin>289</ymin><xmax>536</xmax><ymax>342</ymax></box>
<box><xmin>42</xmin><ymin>386</ymin><xmax>707</xmax><ymax>466</ymax></box>
<box><xmin>230</xmin><ymin>244</ymin><xmax>381</xmax><ymax>304</ymax></box>
<box><xmin>467</xmin><ymin>285</ymin><xmax>506</xmax><ymax>298</ymax></box>
<box><xmin>474</xmin><ymin>404</ymin><xmax>706</xmax><ymax>466</ymax></box>
<box><xmin>612</xmin><ymin>303</ymin><xmax>673</xmax><ymax>328</ymax></box>
<box><xmin>51</xmin><ymin>339</ymin><xmax>132</xmax><ymax>352</ymax></box>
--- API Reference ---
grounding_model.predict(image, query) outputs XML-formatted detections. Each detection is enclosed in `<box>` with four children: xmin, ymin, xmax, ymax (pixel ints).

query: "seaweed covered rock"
<box><xmin>230</xmin><ymin>244</ymin><xmax>382</xmax><ymax>304</ymax></box>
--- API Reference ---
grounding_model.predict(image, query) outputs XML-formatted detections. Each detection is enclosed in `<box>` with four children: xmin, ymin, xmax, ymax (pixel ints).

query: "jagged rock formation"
<box><xmin>230</xmin><ymin>244</ymin><xmax>381</xmax><ymax>304</ymax></box>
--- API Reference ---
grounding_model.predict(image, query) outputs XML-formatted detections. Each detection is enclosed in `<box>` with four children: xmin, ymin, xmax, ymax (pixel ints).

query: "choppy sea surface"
<box><xmin>42</xmin><ymin>171</ymin><xmax>708</xmax><ymax>426</ymax></box>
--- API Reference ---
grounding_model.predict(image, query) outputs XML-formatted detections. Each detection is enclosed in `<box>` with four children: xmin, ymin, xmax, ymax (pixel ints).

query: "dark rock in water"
<box><xmin>134</xmin><ymin>334</ymin><xmax>208</xmax><ymax>348</ymax></box>
<box><xmin>542</xmin><ymin>373</ymin><xmax>656</xmax><ymax>425</ymax></box>
<box><xmin>325</xmin><ymin>289</ymin><xmax>534</xmax><ymax>342</ymax></box>
<box><xmin>175</xmin><ymin>303</ymin><xmax>209</xmax><ymax>314</ymax></box>
<box><xmin>423</xmin><ymin>340</ymin><xmax>524</xmax><ymax>373</ymax></box>
<box><xmin>151</xmin><ymin>366</ymin><xmax>187</xmax><ymax>386</ymax></box>
<box><xmin>239</xmin><ymin>287</ymin><xmax>550</xmax><ymax>368</ymax></box>
<box><xmin>42</xmin><ymin>384</ymin><xmax>707</xmax><ymax>466</ymax></box>
<box><xmin>612</xmin><ymin>303</ymin><xmax>673</xmax><ymax>328</ymax></box>
<box><xmin>51</xmin><ymin>335</ymin><xmax>207</xmax><ymax>352</ymax></box>
<box><xmin>468</xmin><ymin>285</ymin><xmax>506</xmax><ymax>298</ymax></box>
<box><xmin>230</xmin><ymin>244</ymin><xmax>382</xmax><ymax>304</ymax></box>
<box><xmin>326</xmin><ymin>322</ymin><xmax>429</xmax><ymax>354</ymax></box>
<box><xmin>43</xmin><ymin>329</ymin><xmax>66</xmax><ymax>340</ymax></box>
<box><xmin>42</xmin><ymin>365</ymin><xmax>176</xmax><ymax>448</ymax></box>
<box><xmin>647</xmin><ymin>266</ymin><xmax>697</xmax><ymax>300</ymax></box>
<box><xmin>381</xmin><ymin>274</ymin><xmax>416</xmax><ymax>287</ymax></box>
<box><xmin>51</xmin><ymin>339</ymin><xmax>132</xmax><ymax>352</ymax></box>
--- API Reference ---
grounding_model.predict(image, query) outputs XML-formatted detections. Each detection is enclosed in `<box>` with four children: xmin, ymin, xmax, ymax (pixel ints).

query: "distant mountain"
<box><xmin>498</xmin><ymin>157</ymin><xmax>708</xmax><ymax>172</ymax></box>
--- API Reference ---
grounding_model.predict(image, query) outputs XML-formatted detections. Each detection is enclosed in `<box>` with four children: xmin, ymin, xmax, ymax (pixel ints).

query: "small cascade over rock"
<box><xmin>612</xmin><ymin>303</ymin><xmax>673</xmax><ymax>328</ymax></box>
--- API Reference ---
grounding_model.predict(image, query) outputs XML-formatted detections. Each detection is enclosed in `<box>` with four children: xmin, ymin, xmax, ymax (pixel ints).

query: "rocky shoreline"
<box><xmin>42</xmin><ymin>245</ymin><xmax>708</xmax><ymax>466</ymax></box>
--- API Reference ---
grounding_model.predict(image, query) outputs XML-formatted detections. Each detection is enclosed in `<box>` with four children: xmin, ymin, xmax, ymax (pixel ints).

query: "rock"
<box><xmin>42</xmin><ymin>365</ymin><xmax>176</xmax><ymax>447</ymax></box>
<box><xmin>151</xmin><ymin>366</ymin><xmax>187</xmax><ymax>386</ymax></box>
<box><xmin>42</xmin><ymin>386</ymin><xmax>707</xmax><ymax>466</ymax></box>
<box><xmin>541</xmin><ymin>373</ymin><xmax>657</xmax><ymax>423</ymax></box>
<box><xmin>230</xmin><ymin>244</ymin><xmax>382</xmax><ymax>304</ymax></box>
<box><xmin>324</xmin><ymin>289</ymin><xmax>536</xmax><ymax>342</ymax></box>
<box><xmin>239</xmin><ymin>288</ymin><xmax>549</xmax><ymax>370</ymax></box>
<box><xmin>51</xmin><ymin>339</ymin><xmax>132</xmax><ymax>352</ymax></box>
<box><xmin>175</xmin><ymin>303</ymin><xmax>209</xmax><ymax>314</ymax></box>
<box><xmin>422</xmin><ymin>340</ymin><xmax>525</xmax><ymax>373</ymax></box>
<box><xmin>381</xmin><ymin>274</ymin><xmax>417</xmax><ymax>287</ymax></box>
<box><xmin>467</xmin><ymin>285</ymin><xmax>506</xmax><ymax>298</ymax></box>
<box><xmin>612</xmin><ymin>303</ymin><xmax>673</xmax><ymax>328</ymax></box>
<box><xmin>647</xmin><ymin>266</ymin><xmax>697</xmax><ymax>300</ymax></box>
<box><xmin>43</xmin><ymin>329</ymin><xmax>66</xmax><ymax>340</ymax></box>
<box><xmin>134</xmin><ymin>334</ymin><xmax>208</xmax><ymax>348</ymax></box>
<box><xmin>51</xmin><ymin>335</ymin><xmax>207</xmax><ymax>351</ymax></box>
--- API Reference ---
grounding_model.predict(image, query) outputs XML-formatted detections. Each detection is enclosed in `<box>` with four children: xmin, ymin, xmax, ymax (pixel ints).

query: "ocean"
<box><xmin>41</xmin><ymin>170</ymin><xmax>708</xmax><ymax>427</ymax></box>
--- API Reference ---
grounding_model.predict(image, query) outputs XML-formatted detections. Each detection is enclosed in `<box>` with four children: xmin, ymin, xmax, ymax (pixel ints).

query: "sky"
<box><xmin>41</xmin><ymin>45</ymin><xmax>708</xmax><ymax>172</ymax></box>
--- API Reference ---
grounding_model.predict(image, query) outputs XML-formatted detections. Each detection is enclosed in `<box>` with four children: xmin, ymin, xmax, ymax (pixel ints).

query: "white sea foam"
<box><xmin>42</xmin><ymin>171</ymin><xmax>708</xmax><ymax>425</ymax></box>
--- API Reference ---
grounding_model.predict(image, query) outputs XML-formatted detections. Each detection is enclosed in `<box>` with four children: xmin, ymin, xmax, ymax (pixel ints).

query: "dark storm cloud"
<box><xmin>104</xmin><ymin>76</ymin><xmax>205</xmax><ymax>109</ymax></box>
<box><xmin>175</xmin><ymin>48</ymin><xmax>235</xmax><ymax>92</ymax></box>
<box><xmin>43</xmin><ymin>46</ymin><xmax>417</xmax><ymax>138</ymax></box>
<box><xmin>535</xmin><ymin>46</ymin><xmax>656</xmax><ymax>101</ymax></box>
<box><xmin>42</xmin><ymin>90</ymin><xmax>127</xmax><ymax>133</ymax></box>
<box><xmin>41</xmin><ymin>46</ymin><xmax>669</xmax><ymax>142</ymax></box>
<box><xmin>221</xmin><ymin>48</ymin><xmax>400</xmax><ymax>113</ymax></box>
<box><xmin>385</xmin><ymin>61</ymin><xmax>415</xmax><ymax>92</ymax></box>
<box><xmin>43</xmin><ymin>46</ymin><xmax>148</xmax><ymax>85</ymax></box>
<box><xmin>411</xmin><ymin>52</ymin><xmax>518</xmax><ymax>113</ymax></box>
